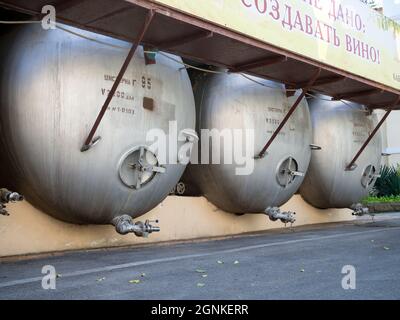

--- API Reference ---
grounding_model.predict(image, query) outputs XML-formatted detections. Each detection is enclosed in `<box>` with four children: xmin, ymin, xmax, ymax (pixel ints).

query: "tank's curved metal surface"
<box><xmin>0</xmin><ymin>25</ymin><xmax>196</xmax><ymax>227</ymax></box>
<box><xmin>186</xmin><ymin>72</ymin><xmax>312</xmax><ymax>214</ymax></box>
<box><xmin>299</xmin><ymin>96</ymin><xmax>382</xmax><ymax>209</ymax></box>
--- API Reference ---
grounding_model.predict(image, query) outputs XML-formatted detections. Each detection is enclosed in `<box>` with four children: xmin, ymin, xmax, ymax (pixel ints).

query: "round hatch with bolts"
<box><xmin>119</xmin><ymin>146</ymin><xmax>166</xmax><ymax>190</ymax></box>
<box><xmin>276</xmin><ymin>157</ymin><xmax>303</xmax><ymax>188</ymax></box>
<box><xmin>361</xmin><ymin>165</ymin><xmax>378</xmax><ymax>189</ymax></box>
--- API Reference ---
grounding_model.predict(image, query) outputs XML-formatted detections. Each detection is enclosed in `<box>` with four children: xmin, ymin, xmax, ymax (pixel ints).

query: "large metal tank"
<box><xmin>299</xmin><ymin>96</ymin><xmax>382</xmax><ymax>209</ymax></box>
<box><xmin>0</xmin><ymin>25</ymin><xmax>196</xmax><ymax>234</ymax></box>
<box><xmin>186</xmin><ymin>72</ymin><xmax>312</xmax><ymax>216</ymax></box>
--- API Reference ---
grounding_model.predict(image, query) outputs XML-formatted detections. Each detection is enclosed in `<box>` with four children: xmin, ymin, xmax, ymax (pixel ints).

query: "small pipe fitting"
<box><xmin>264</xmin><ymin>207</ymin><xmax>296</xmax><ymax>224</ymax></box>
<box><xmin>350</xmin><ymin>203</ymin><xmax>369</xmax><ymax>216</ymax></box>
<box><xmin>1</xmin><ymin>188</ymin><xmax>24</xmax><ymax>203</ymax></box>
<box><xmin>0</xmin><ymin>188</ymin><xmax>24</xmax><ymax>216</ymax></box>
<box><xmin>112</xmin><ymin>215</ymin><xmax>160</xmax><ymax>237</ymax></box>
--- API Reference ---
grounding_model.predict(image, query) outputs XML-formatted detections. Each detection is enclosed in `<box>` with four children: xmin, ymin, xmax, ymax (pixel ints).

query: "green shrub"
<box><xmin>363</xmin><ymin>195</ymin><xmax>400</xmax><ymax>204</ymax></box>
<box><xmin>372</xmin><ymin>165</ymin><xmax>400</xmax><ymax>197</ymax></box>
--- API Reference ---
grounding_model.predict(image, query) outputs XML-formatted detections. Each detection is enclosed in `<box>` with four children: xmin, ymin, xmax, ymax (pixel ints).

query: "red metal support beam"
<box><xmin>345</xmin><ymin>96</ymin><xmax>400</xmax><ymax>171</ymax></box>
<box><xmin>156</xmin><ymin>31</ymin><xmax>213</xmax><ymax>49</ymax></box>
<box><xmin>53</xmin><ymin>0</ymin><xmax>83</xmax><ymax>12</ymax></box>
<box><xmin>286</xmin><ymin>75</ymin><xmax>345</xmax><ymax>97</ymax></box>
<box><xmin>85</xmin><ymin>7</ymin><xmax>133</xmax><ymax>25</ymax></box>
<box><xmin>32</xmin><ymin>0</ymin><xmax>83</xmax><ymax>19</ymax></box>
<box><xmin>256</xmin><ymin>68</ymin><xmax>321</xmax><ymax>159</ymax></box>
<box><xmin>232</xmin><ymin>55</ymin><xmax>287</xmax><ymax>73</ymax></box>
<box><xmin>81</xmin><ymin>9</ymin><xmax>155</xmax><ymax>152</ymax></box>
<box><xmin>294</xmin><ymin>75</ymin><xmax>345</xmax><ymax>89</ymax></box>
<box><xmin>368</xmin><ymin>99</ymin><xmax>400</xmax><ymax>109</ymax></box>
<box><xmin>332</xmin><ymin>89</ymin><xmax>382</xmax><ymax>101</ymax></box>
<box><xmin>1</xmin><ymin>0</ymin><xmax>400</xmax><ymax>102</ymax></box>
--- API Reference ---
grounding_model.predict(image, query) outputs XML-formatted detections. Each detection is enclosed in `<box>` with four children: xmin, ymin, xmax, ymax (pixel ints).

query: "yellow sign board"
<box><xmin>151</xmin><ymin>0</ymin><xmax>400</xmax><ymax>91</ymax></box>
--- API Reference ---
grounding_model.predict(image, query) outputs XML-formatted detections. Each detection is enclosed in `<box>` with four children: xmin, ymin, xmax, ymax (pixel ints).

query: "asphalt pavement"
<box><xmin>1</xmin><ymin>213</ymin><xmax>400</xmax><ymax>300</ymax></box>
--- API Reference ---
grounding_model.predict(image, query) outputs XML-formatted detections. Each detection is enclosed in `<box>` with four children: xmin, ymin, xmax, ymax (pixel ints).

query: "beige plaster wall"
<box><xmin>0</xmin><ymin>195</ymin><xmax>353</xmax><ymax>258</ymax></box>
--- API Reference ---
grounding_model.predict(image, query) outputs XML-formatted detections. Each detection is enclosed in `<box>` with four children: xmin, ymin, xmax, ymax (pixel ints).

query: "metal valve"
<box><xmin>134</xmin><ymin>219</ymin><xmax>160</xmax><ymax>238</ymax></box>
<box><xmin>112</xmin><ymin>215</ymin><xmax>160</xmax><ymax>237</ymax></box>
<box><xmin>0</xmin><ymin>188</ymin><xmax>24</xmax><ymax>216</ymax></box>
<box><xmin>350</xmin><ymin>203</ymin><xmax>369</xmax><ymax>217</ymax></box>
<box><xmin>264</xmin><ymin>207</ymin><xmax>296</xmax><ymax>225</ymax></box>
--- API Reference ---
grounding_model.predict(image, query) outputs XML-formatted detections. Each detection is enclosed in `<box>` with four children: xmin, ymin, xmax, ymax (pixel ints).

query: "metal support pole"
<box><xmin>256</xmin><ymin>68</ymin><xmax>321</xmax><ymax>159</ymax></box>
<box><xmin>81</xmin><ymin>10</ymin><xmax>155</xmax><ymax>152</ymax></box>
<box><xmin>345</xmin><ymin>96</ymin><xmax>400</xmax><ymax>171</ymax></box>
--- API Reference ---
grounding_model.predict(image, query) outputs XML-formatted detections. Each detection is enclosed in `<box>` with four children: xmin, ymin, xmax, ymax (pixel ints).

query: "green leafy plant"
<box><xmin>363</xmin><ymin>195</ymin><xmax>400</xmax><ymax>204</ymax></box>
<box><xmin>372</xmin><ymin>165</ymin><xmax>400</xmax><ymax>197</ymax></box>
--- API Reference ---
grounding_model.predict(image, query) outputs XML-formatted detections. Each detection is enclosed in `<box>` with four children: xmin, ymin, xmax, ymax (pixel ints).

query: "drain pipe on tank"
<box><xmin>264</xmin><ymin>207</ymin><xmax>296</xmax><ymax>225</ymax></box>
<box><xmin>0</xmin><ymin>188</ymin><xmax>24</xmax><ymax>216</ymax></box>
<box><xmin>112</xmin><ymin>215</ymin><xmax>160</xmax><ymax>237</ymax></box>
<box><xmin>350</xmin><ymin>203</ymin><xmax>370</xmax><ymax>217</ymax></box>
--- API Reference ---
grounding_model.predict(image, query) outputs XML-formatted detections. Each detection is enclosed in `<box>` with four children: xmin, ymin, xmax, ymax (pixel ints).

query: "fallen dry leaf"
<box><xmin>129</xmin><ymin>279</ymin><xmax>141</xmax><ymax>284</ymax></box>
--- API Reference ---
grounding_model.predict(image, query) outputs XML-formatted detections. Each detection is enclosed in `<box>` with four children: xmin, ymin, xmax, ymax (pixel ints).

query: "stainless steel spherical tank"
<box><xmin>186</xmin><ymin>72</ymin><xmax>312</xmax><ymax>214</ymax></box>
<box><xmin>0</xmin><ymin>25</ymin><xmax>196</xmax><ymax>228</ymax></box>
<box><xmin>299</xmin><ymin>96</ymin><xmax>382</xmax><ymax>209</ymax></box>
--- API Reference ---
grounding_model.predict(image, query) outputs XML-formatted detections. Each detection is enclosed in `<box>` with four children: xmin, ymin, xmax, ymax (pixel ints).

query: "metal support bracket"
<box><xmin>345</xmin><ymin>96</ymin><xmax>400</xmax><ymax>171</ymax></box>
<box><xmin>256</xmin><ymin>68</ymin><xmax>321</xmax><ymax>159</ymax></box>
<box><xmin>81</xmin><ymin>10</ymin><xmax>155</xmax><ymax>152</ymax></box>
<box><xmin>310</xmin><ymin>144</ymin><xmax>322</xmax><ymax>150</ymax></box>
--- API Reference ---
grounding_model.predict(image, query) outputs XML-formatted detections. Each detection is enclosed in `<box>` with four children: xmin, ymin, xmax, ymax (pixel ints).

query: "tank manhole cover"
<box><xmin>119</xmin><ymin>146</ymin><xmax>165</xmax><ymax>189</ymax></box>
<box><xmin>276</xmin><ymin>157</ymin><xmax>303</xmax><ymax>188</ymax></box>
<box><xmin>361</xmin><ymin>165</ymin><xmax>377</xmax><ymax>189</ymax></box>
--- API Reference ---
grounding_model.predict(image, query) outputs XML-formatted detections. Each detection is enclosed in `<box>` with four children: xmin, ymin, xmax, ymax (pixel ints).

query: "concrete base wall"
<box><xmin>368</xmin><ymin>202</ymin><xmax>400</xmax><ymax>213</ymax></box>
<box><xmin>0</xmin><ymin>195</ymin><xmax>353</xmax><ymax>258</ymax></box>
